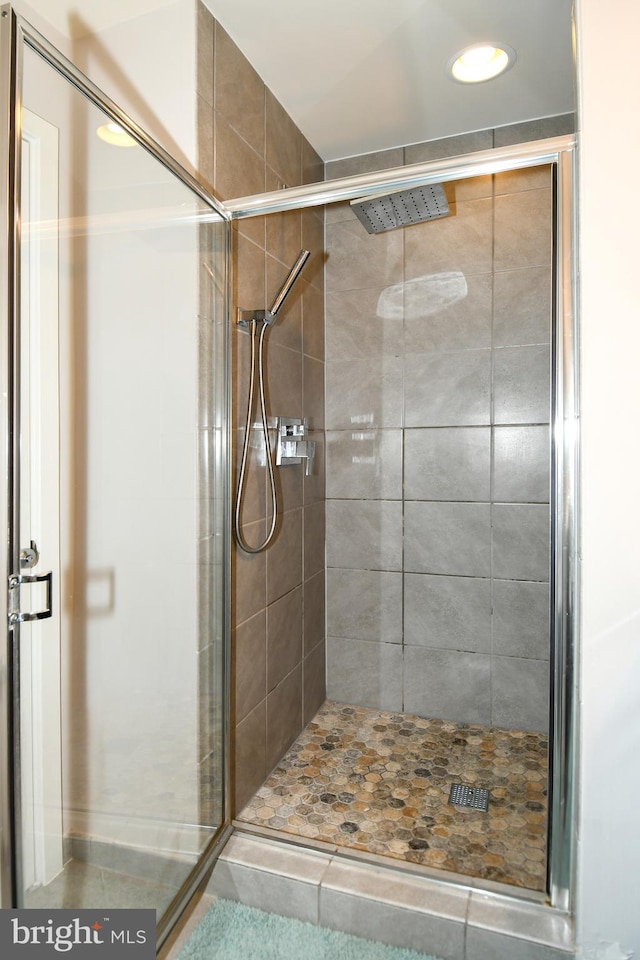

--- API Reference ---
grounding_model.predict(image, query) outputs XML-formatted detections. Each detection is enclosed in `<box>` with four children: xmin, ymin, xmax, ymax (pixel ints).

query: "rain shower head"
<box><xmin>350</xmin><ymin>183</ymin><xmax>450</xmax><ymax>234</ymax></box>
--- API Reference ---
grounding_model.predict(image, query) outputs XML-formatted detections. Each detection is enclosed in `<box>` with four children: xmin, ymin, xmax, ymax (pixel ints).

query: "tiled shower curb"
<box><xmin>207</xmin><ymin>831</ymin><xmax>574</xmax><ymax>960</ymax></box>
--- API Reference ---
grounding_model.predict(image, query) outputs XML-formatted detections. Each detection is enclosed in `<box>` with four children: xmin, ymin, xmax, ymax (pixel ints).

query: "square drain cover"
<box><xmin>448</xmin><ymin>783</ymin><xmax>490</xmax><ymax>812</ymax></box>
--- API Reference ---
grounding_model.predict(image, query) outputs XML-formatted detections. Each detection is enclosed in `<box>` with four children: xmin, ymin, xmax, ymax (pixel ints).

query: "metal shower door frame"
<box><xmin>0</xmin><ymin>4</ymin><xmax>233</xmax><ymax>946</ymax></box>
<box><xmin>223</xmin><ymin>136</ymin><xmax>579</xmax><ymax>913</ymax></box>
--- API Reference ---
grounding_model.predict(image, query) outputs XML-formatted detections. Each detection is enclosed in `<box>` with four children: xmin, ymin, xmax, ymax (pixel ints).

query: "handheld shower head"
<box><xmin>269</xmin><ymin>249</ymin><xmax>311</xmax><ymax>317</ymax></box>
<box><xmin>237</xmin><ymin>249</ymin><xmax>311</xmax><ymax>331</ymax></box>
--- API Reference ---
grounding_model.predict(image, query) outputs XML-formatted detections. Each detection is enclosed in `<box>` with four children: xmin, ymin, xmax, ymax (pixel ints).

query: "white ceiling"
<box><xmin>205</xmin><ymin>0</ymin><xmax>575</xmax><ymax>161</ymax></box>
<box><xmin>27</xmin><ymin>0</ymin><xmax>575</xmax><ymax>163</ymax></box>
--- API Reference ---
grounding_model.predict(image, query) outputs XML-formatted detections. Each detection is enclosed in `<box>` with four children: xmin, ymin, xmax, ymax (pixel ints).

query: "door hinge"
<box><xmin>8</xmin><ymin>570</ymin><xmax>53</xmax><ymax>625</ymax></box>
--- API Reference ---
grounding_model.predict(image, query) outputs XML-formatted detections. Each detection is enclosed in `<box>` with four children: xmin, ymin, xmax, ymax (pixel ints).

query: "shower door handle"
<box><xmin>7</xmin><ymin>570</ymin><xmax>53</xmax><ymax>625</ymax></box>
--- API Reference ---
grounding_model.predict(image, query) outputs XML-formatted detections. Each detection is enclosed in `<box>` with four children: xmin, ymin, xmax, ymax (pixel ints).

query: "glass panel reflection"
<box><xmin>19</xmin><ymin>43</ymin><xmax>226</xmax><ymax>917</ymax></box>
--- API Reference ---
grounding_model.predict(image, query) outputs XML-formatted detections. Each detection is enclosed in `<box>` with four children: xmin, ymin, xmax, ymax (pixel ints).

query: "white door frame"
<box><xmin>19</xmin><ymin>107</ymin><xmax>63</xmax><ymax>890</ymax></box>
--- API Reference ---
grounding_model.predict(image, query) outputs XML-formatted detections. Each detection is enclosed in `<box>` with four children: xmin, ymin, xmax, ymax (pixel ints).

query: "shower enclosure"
<box><xmin>0</xmin><ymin>8</ymin><xmax>230</xmax><ymax>946</ymax></box>
<box><xmin>226</xmin><ymin>134</ymin><xmax>577</xmax><ymax>910</ymax></box>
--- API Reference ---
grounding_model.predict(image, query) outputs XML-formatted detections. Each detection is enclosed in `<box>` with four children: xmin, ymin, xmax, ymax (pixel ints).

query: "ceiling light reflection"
<box><xmin>377</xmin><ymin>271</ymin><xmax>468</xmax><ymax>321</ymax></box>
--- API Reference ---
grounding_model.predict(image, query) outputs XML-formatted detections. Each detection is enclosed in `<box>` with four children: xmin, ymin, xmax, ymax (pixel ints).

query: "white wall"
<box><xmin>575</xmin><ymin>0</ymin><xmax>640</xmax><ymax>955</ymax></box>
<box><xmin>15</xmin><ymin>0</ymin><xmax>197</xmax><ymax>176</ymax></box>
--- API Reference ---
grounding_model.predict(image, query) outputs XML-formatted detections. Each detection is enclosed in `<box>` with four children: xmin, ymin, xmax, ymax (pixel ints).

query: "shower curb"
<box><xmin>207</xmin><ymin>831</ymin><xmax>574</xmax><ymax>960</ymax></box>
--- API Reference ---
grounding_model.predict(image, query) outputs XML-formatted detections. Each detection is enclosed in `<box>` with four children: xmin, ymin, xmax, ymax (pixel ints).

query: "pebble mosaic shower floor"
<box><xmin>238</xmin><ymin>700</ymin><xmax>548</xmax><ymax>891</ymax></box>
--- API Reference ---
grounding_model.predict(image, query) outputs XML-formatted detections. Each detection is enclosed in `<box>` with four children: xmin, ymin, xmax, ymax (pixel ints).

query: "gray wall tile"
<box><xmin>303</xmin><ymin>639</ymin><xmax>326</xmax><ymax>726</ymax></box>
<box><xmin>304</xmin><ymin>428</ymin><xmax>325</xmax><ymax>506</ymax></box>
<box><xmin>214</xmin><ymin>113</ymin><xmax>265</xmax><ymax>201</ymax></box>
<box><xmin>208</xmin><ymin>856</ymin><xmax>321</xmax><ymax>924</ymax></box>
<box><xmin>266</xmin><ymin>507</ymin><xmax>303</xmax><ymax>604</ymax></box>
<box><xmin>405</xmin><ymin>502</ymin><xmax>491</xmax><ymax>577</ymax></box>
<box><xmin>493</xmin><ymin>425</ymin><xmax>550</xmax><ymax>503</ymax></box>
<box><xmin>466</xmin><ymin>927</ymin><xmax>573</xmax><ymax>960</ymax></box>
<box><xmin>494</xmin><ymin>189</ymin><xmax>552</xmax><ymax>271</ymax></box>
<box><xmin>326</xmin><ymin>357</ymin><xmax>403</xmax><ymax>430</ymax></box>
<box><xmin>493</xmin><ymin>266</ymin><xmax>551</xmax><ymax>347</ymax></box>
<box><xmin>493</xmin><ymin>113</ymin><xmax>575</xmax><ymax>148</ymax></box>
<box><xmin>405</xmin><ymin>130</ymin><xmax>493</xmax><ymax>163</ymax></box>
<box><xmin>327</xmin><ymin>568</ymin><xmax>403</xmax><ymax>643</ymax></box>
<box><xmin>493</xmin><ymin>580</ymin><xmax>550</xmax><ymax>660</ymax></box>
<box><xmin>302</xmin><ymin>276</ymin><xmax>325</xmax><ymax>361</ymax></box>
<box><xmin>404</xmin><ymin>647</ymin><xmax>492</xmax><ymax>725</ymax></box>
<box><xmin>467</xmin><ymin>888</ymin><xmax>574</xmax><ymax>955</ymax></box>
<box><xmin>196</xmin><ymin>3</ymin><xmax>214</xmax><ymax>106</ymax></box>
<box><xmin>404</xmin><ymin>350</ymin><xmax>491</xmax><ymax>427</ymax></box>
<box><xmin>265</xmin><ymin>342</ymin><xmax>303</xmax><ymax>419</ymax></box>
<box><xmin>274</xmin><ymin>441</ymin><xmax>304</xmax><ymax>512</ymax></box>
<box><xmin>234</xmin><ymin>701</ymin><xmax>267</xmax><ymax>811</ymax></box>
<box><xmin>321</xmin><ymin>129</ymin><xmax>553</xmax><ymax>730</ymax></box>
<box><xmin>492</xmin><ymin>504</ymin><xmax>550</xmax><ymax>582</ymax></box>
<box><xmin>319</xmin><ymin>885</ymin><xmax>466</xmax><ymax>960</ymax></box>
<box><xmin>233</xmin><ymin>426</ymin><xmax>267</xmax><ymax>526</ymax></box>
<box><xmin>327</xmin><ymin>499</ymin><xmax>402</xmax><ymax>571</ymax></box>
<box><xmin>494</xmin><ymin>165</ymin><xmax>552</xmax><ymax>196</ymax></box>
<box><xmin>404</xmin><ymin>573</ymin><xmax>491</xmax><ymax>653</ymax></box>
<box><xmin>210</xmin><ymin>8</ymin><xmax>325</xmax><ymax>809</ymax></box>
<box><xmin>326</xmin><ymin>218</ymin><xmax>403</xmax><ymax>292</ymax></box>
<box><xmin>303</xmin><ymin>500</ymin><xmax>325</xmax><ymax>580</ymax></box>
<box><xmin>234</xmin><ymin>611</ymin><xmax>266</xmax><ymax>724</ymax></box>
<box><xmin>326</xmin><ymin>148</ymin><xmax>404</xmax><ymax>179</ymax></box>
<box><xmin>446</xmin><ymin>175</ymin><xmax>493</xmax><ymax>202</ymax></box>
<box><xmin>214</xmin><ymin>25</ymin><xmax>264</xmax><ymax>155</ymax></box>
<box><xmin>492</xmin><ymin>656</ymin><xmax>550</xmax><ymax>732</ymax></box>
<box><xmin>266</xmin><ymin>89</ymin><xmax>302</xmax><ymax>187</ymax></box>
<box><xmin>405</xmin><ymin>197</ymin><xmax>494</xmax><ymax>279</ymax></box>
<box><xmin>234</xmin><ymin>533</ymin><xmax>266</xmax><ymax>624</ymax></box>
<box><xmin>303</xmin><ymin>570</ymin><xmax>325</xmax><ymax>656</ymax></box>
<box><xmin>267</xmin><ymin>586</ymin><xmax>303</xmax><ymax>692</ymax></box>
<box><xmin>326</xmin><ymin>287</ymin><xmax>404</xmax><ymax>361</ymax></box>
<box><xmin>403</xmin><ymin>272</ymin><xmax>492</xmax><ymax>355</ymax></box>
<box><xmin>266</xmin><ymin>664</ymin><xmax>303</xmax><ymax>772</ymax></box>
<box><xmin>326</xmin><ymin>638</ymin><xmax>402</xmax><ymax>712</ymax></box>
<box><xmin>326</xmin><ymin>429</ymin><xmax>403</xmax><ymax>500</ymax></box>
<box><xmin>404</xmin><ymin>427</ymin><xmax>491</xmax><ymax>501</ymax></box>
<box><xmin>493</xmin><ymin>345</ymin><xmax>551</xmax><ymax>425</ymax></box>
<box><xmin>304</xmin><ymin>353</ymin><xmax>325</xmax><ymax>431</ymax></box>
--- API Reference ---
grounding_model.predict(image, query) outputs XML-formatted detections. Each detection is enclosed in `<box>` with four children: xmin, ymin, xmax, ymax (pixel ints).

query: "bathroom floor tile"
<box><xmin>237</xmin><ymin>700</ymin><xmax>548</xmax><ymax>891</ymax></box>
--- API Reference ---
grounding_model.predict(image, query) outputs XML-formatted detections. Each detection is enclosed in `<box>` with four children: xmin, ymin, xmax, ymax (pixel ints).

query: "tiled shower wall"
<box><xmin>324</xmin><ymin>118</ymin><xmax>572</xmax><ymax>734</ymax></box>
<box><xmin>195</xmin><ymin>3</ymin><xmax>326</xmax><ymax>812</ymax></box>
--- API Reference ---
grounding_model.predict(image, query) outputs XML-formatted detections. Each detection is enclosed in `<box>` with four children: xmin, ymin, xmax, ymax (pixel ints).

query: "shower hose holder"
<box><xmin>237</xmin><ymin>308</ymin><xmax>276</xmax><ymax>331</ymax></box>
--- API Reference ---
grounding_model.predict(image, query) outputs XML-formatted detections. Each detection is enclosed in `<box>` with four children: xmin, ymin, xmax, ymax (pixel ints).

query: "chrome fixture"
<box><xmin>350</xmin><ymin>183</ymin><xmax>449</xmax><ymax>234</ymax></box>
<box><xmin>234</xmin><ymin>250</ymin><xmax>311</xmax><ymax>554</ymax></box>
<box><xmin>237</xmin><ymin>249</ymin><xmax>310</xmax><ymax>330</ymax></box>
<box><xmin>19</xmin><ymin>540</ymin><xmax>39</xmax><ymax>569</ymax></box>
<box><xmin>275</xmin><ymin>417</ymin><xmax>315</xmax><ymax>475</ymax></box>
<box><xmin>7</xmin><ymin>571</ymin><xmax>53</xmax><ymax>625</ymax></box>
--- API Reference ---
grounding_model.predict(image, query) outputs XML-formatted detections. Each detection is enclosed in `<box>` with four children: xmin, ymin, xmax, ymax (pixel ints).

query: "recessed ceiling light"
<box><xmin>448</xmin><ymin>43</ymin><xmax>516</xmax><ymax>83</ymax></box>
<box><xmin>96</xmin><ymin>122</ymin><xmax>136</xmax><ymax>147</ymax></box>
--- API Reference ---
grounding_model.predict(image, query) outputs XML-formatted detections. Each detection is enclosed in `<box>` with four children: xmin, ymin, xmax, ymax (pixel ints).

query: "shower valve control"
<box><xmin>275</xmin><ymin>417</ymin><xmax>316</xmax><ymax>476</ymax></box>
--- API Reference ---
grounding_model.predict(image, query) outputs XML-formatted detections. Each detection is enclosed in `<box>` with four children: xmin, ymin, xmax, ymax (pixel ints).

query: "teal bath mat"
<box><xmin>177</xmin><ymin>898</ymin><xmax>441</xmax><ymax>960</ymax></box>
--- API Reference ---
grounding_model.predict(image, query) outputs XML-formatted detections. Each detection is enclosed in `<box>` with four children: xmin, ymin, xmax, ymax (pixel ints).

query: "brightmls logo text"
<box><xmin>0</xmin><ymin>910</ymin><xmax>155</xmax><ymax>958</ymax></box>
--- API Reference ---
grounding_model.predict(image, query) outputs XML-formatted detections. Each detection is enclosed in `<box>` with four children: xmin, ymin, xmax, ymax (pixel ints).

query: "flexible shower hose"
<box><xmin>234</xmin><ymin>318</ymin><xmax>278</xmax><ymax>553</ymax></box>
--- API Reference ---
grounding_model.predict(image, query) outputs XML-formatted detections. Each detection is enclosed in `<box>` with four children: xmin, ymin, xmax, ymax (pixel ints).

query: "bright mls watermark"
<box><xmin>0</xmin><ymin>909</ymin><xmax>155</xmax><ymax>958</ymax></box>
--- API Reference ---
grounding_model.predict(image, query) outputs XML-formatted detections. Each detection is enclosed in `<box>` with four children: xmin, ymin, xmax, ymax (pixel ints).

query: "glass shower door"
<box><xmin>2</xmin><ymin>13</ymin><xmax>229</xmax><ymax>931</ymax></box>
